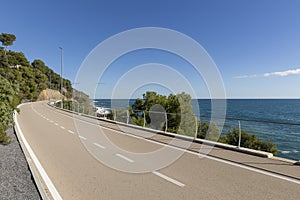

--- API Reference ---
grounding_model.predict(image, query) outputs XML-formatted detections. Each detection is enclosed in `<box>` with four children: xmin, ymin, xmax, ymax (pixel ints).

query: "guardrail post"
<box><xmin>126</xmin><ymin>109</ymin><xmax>129</xmax><ymax>124</ymax></box>
<box><xmin>238</xmin><ymin>120</ymin><xmax>241</xmax><ymax>148</ymax></box>
<box><xmin>143</xmin><ymin>111</ymin><xmax>146</xmax><ymax>127</ymax></box>
<box><xmin>194</xmin><ymin>115</ymin><xmax>198</xmax><ymax>139</ymax></box>
<box><xmin>165</xmin><ymin>112</ymin><xmax>168</xmax><ymax>132</ymax></box>
<box><xmin>113</xmin><ymin>109</ymin><xmax>116</xmax><ymax>121</ymax></box>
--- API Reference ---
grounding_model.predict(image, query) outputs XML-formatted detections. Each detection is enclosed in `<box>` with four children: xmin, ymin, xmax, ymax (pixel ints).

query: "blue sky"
<box><xmin>1</xmin><ymin>0</ymin><xmax>300</xmax><ymax>98</ymax></box>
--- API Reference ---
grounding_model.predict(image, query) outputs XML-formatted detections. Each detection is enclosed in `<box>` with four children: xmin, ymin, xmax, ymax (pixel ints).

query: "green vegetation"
<box><xmin>58</xmin><ymin>89</ymin><xmax>92</xmax><ymax>114</ymax></box>
<box><xmin>0</xmin><ymin>75</ymin><xmax>20</xmax><ymax>144</ymax></box>
<box><xmin>219</xmin><ymin>129</ymin><xmax>278</xmax><ymax>155</ymax></box>
<box><xmin>0</xmin><ymin>33</ymin><xmax>16</xmax><ymax>48</ymax></box>
<box><xmin>130</xmin><ymin>91</ymin><xmax>196</xmax><ymax>136</ymax></box>
<box><xmin>0</xmin><ymin>32</ymin><xmax>73</xmax><ymax>144</ymax></box>
<box><xmin>0</xmin><ymin>33</ymin><xmax>72</xmax><ymax>101</ymax></box>
<box><xmin>130</xmin><ymin>91</ymin><xmax>278</xmax><ymax>155</ymax></box>
<box><xmin>130</xmin><ymin>91</ymin><xmax>220</xmax><ymax>139</ymax></box>
<box><xmin>197</xmin><ymin>121</ymin><xmax>220</xmax><ymax>142</ymax></box>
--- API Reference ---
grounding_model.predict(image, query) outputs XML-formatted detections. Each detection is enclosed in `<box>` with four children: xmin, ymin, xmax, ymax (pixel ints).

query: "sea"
<box><xmin>94</xmin><ymin>99</ymin><xmax>300</xmax><ymax>161</ymax></box>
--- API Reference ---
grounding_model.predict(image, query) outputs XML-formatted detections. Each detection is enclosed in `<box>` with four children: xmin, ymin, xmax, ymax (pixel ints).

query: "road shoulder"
<box><xmin>0</xmin><ymin>128</ymin><xmax>41</xmax><ymax>200</ymax></box>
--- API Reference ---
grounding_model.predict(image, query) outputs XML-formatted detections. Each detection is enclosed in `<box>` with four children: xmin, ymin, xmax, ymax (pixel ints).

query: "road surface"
<box><xmin>16</xmin><ymin>102</ymin><xmax>300</xmax><ymax>200</ymax></box>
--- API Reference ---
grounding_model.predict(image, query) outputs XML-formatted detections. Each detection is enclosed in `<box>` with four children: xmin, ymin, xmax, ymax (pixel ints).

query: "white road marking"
<box><xmin>60</xmin><ymin>126</ymin><xmax>65</xmax><ymax>130</ymax></box>
<box><xmin>115</xmin><ymin>153</ymin><xmax>134</xmax><ymax>163</ymax></box>
<box><xmin>152</xmin><ymin>171</ymin><xmax>185</xmax><ymax>187</ymax></box>
<box><xmin>14</xmin><ymin>107</ymin><xmax>62</xmax><ymax>200</ymax></box>
<box><xmin>79</xmin><ymin>136</ymin><xmax>87</xmax><ymax>140</ymax></box>
<box><xmin>50</xmin><ymin>120</ymin><xmax>53</xmax><ymax>123</ymax></box>
<box><xmin>54</xmin><ymin>123</ymin><xmax>58</xmax><ymax>126</ymax></box>
<box><xmin>68</xmin><ymin>130</ymin><xmax>75</xmax><ymax>134</ymax></box>
<box><xmin>45</xmin><ymin>104</ymin><xmax>300</xmax><ymax>185</ymax></box>
<box><xmin>93</xmin><ymin>122</ymin><xmax>300</xmax><ymax>185</ymax></box>
<box><xmin>93</xmin><ymin>142</ymin><xmax>106</xmax><ymax>149</ymax></box>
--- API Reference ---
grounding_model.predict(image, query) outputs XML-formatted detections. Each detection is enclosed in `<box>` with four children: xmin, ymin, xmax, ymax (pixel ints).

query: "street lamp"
<box><xmin>59</xmin><ymin>47</ymin><xmax>63</xmax><ymax>109</ymax></box>
<box><xmin>48</xmin><ymin>72</ymin><xmax>52</xmax><ymax>103</ymax></box>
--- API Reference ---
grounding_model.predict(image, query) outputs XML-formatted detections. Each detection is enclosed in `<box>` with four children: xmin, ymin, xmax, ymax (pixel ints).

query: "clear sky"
<box><xmin>1</xmin><ymin>0</ymin><xmax>300</xmax><ymax>98</ymax></box>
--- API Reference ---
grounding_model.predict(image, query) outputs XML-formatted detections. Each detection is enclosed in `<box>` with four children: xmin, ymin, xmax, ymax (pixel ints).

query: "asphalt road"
<box><xmin>16</xmin><ymin>102</ymin><xmax>300</xmax><ymax>200</ymax></box>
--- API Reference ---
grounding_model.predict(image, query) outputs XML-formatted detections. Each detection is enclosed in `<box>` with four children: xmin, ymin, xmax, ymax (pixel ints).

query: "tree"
<box><xmin>7</xmin><ymin>51</ymin><xmax>30</xmax><ymax>66</ymax></box>
<box><xmin>130</xmin><ymin>91</ymin><xmax>196</xmax><ymax>136</ymax></box>
<box><xmin>176</xmin><ymin>93</ymin><xmax>196</xmax><ymax>137</ymax></box>
<box><xmin>165</xmin><ymin>94</ymin><xmax>181</xmax><ymax>133</ymax></box>
<box><xmin>0</xmin><ymin>33</ymin><xmax>16</xmax><ymax>49</ymax></box>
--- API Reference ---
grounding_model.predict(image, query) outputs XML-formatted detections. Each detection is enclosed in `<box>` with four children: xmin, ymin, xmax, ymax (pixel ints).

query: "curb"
<box><xmin>270</xmin><ymin>155</ymin><xmax>300</xmax><ymax>165</ymax></box>
<box><xmin>14</xmin><ymin>103</ymin><xmax>62</xmax><ymax>200</ymax></box>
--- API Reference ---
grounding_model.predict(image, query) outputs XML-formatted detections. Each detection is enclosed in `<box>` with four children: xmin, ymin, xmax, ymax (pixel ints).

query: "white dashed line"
<box><xmin>79</xmin><ymin>136</ymin><xmax>87</xmax><ymax>140</ymax></box>
<box><xmin>45</xmin><ymin>103</ymin><xmax>300</xmax><ymax>185</ymax></box>
<box><xmin>93</xmin><ymin>142</ymin><xmax>106</xmax><ymax>149</ymax></box>
<box><xmin>68</xmin><ymin>130</ymin><xmax>75</xmax><ymax>134</ymax></box>
<box><xmin>115</xmin><ymin>153</ymin><xmax>134</xmax><ymax>163</ymax></box>
<box><xmin>60</xmin><ymin>126</ymin><xmax>65</xmax><ymax>130</ymax></box>
<box><xmin>152</xmin><ymin>171</ymin><xmax>185</xmax><ymax>187</ymax></box>
<box><xmin>54</xmin><ymin>123</ymin><xmax>58</xmax><ymax>126</ymax></box>
<box><xmin>49</xmin><ymin>120</ymin><xmax>53</xmax><ymax>123</ymax></box>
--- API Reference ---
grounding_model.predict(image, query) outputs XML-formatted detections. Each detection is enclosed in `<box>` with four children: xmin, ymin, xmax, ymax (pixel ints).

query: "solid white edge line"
<box><xmin>93</xmin><ymin>142</ymin><xmax>106</xmax><ymax>149</ymax></box>
<box><xmin>46</xmin><ymin>103</ymin><xmax>300</xmax><ymax>185</ymax></box>
<box><xmin>152</xmin><ymin>171</ymin><xmax>185</xmax><ymax>187</ymax></box>
<box><xmin>115</xmin><ymin>153</ymin><xmax>134</xmax><ymax>163</ymax></box>
<box><xmin>89</xmin><ymin>120</ymin><xmax>300</xmax><ymax>185</ymax></box>
<box><xmin>14</xmin><ymin>106</ymin><xmax>62</xmax><ymax>200</ymax></box>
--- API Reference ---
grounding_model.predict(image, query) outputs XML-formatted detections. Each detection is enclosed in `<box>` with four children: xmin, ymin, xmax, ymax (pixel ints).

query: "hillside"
<box><xmin>0</xmin><ymin>32</ymin><xmax>73</xmax><ymax>144</ymax></box>
<box><xmin>0</xmin><ymin>47</ymin><xmax>72</xmax><ymax>101</ymax></box>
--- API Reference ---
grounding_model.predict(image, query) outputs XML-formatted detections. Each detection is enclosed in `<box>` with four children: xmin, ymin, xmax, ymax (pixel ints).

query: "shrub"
<box><xmin>0</xmin><ymin>75</ymin><xmax>19</xmax><ymax>145</ymax></box>
<box><xmin>219</xmin><ymin>129</ymin><xmax>278</xmax><ymax>155</ymax></box>
<box><xmin>197</xmin><ymin>121</ymin><xmax>220</xmax><ymax>141</ymax></box>
<box><xmin>0</xmin><ymin>126</ymin><xmax>10</xmax><ymax>145</ymax></box>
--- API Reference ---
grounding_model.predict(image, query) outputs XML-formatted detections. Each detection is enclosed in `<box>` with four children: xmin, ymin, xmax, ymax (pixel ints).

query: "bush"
<box><xmin>0</xmin><ymin>75</ymin><xmax>19</xmax><ymax>145</ymax></box>
<box><xmin>219</xmin><ymin>129</ymin><xmax>278</xmax><ymax>155</ymax></box>
<box><xmin>197</xmin><ymin>121</ymin><xmax>220</xmax><ymax>141</ymax></box>
<box><xmin>0</xmin><ymin>126</ymin><xmax>10</xmax><ymax>145</ymax></box>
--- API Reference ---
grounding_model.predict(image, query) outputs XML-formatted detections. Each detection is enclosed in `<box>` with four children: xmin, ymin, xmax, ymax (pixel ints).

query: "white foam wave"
<box><xmin>280</xmin><ymin>150</ymin><xmax>299</xmax><ymax>154</ymax></box>
<box><xmin>280</xmin><ymin>150</ymin><xmax>291</xmax><ymax>154</ymax></box>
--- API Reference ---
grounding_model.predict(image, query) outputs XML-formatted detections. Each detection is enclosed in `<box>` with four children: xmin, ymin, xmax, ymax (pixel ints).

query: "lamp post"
<box><xmin>48</xmin><ymin>72</ymin><xmax>52</xmax><ymax>103</ymax></box>
<box><xmin>59</xmin><ymin>47</ymin><xmax>63</xmax><ymax>109</ymax></box>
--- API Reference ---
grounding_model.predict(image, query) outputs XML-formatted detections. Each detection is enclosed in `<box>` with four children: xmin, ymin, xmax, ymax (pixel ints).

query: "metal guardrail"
<box><xmin>50</xmin><ymin>102</ymin><xmax>276</xmax><ymax>159</ymax></box>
